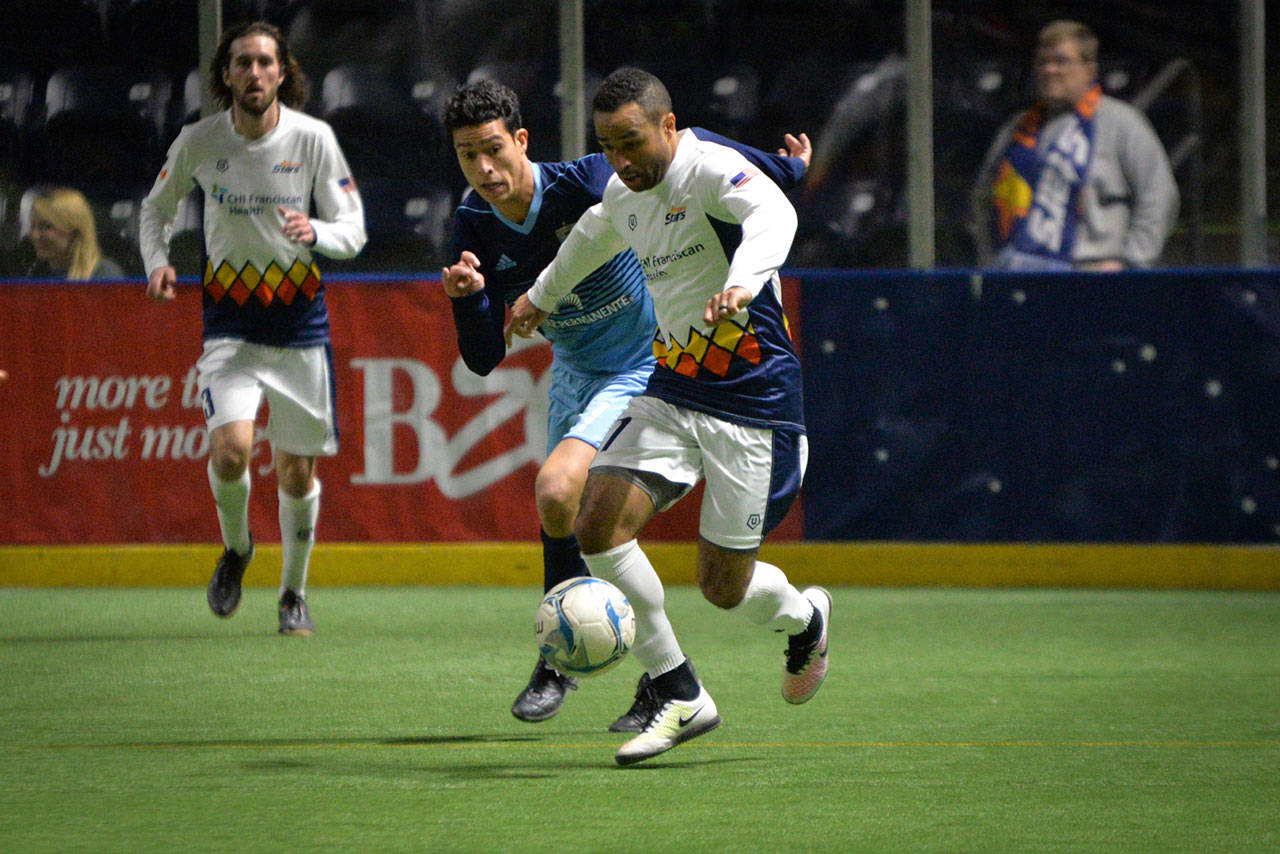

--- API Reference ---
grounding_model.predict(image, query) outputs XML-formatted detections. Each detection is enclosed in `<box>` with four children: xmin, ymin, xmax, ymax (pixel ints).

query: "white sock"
<box><xmin>208</xmin><ymin>460</ymin><xmax>252</xmax><ymax>555</ymax></box>
<box><xmin>584</xmin><ymin>540</ymin><xmax>685</xmax><ymax>677</ymax></box>
<box><xmin>279</xmin><ymin>479</ymin><xmax>320</xmax><ymax>597</ymax></box>
<box><xmin>731</xmin><ymin>561</ymin><xmax>813</xmax><ymax>634</ymax></box>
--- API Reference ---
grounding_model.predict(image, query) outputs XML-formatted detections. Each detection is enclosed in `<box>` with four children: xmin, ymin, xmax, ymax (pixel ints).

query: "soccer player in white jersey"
<box><xmin>139</xmin><ymin>22</ymin><xmax>366</xmax><ymax>635</ymax></box>
<box><xmin>442</xmin><ymin>79</ymin><xmax>811</xmax><ymax>729</ymax></box>
<box><xmin>508</xmin><ymin>68</ymin><xmax>831</xmax><ymax>765</ymax></box>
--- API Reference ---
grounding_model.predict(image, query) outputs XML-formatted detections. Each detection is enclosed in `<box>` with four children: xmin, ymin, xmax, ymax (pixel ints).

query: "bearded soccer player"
<box><xmin>140</xmin><ymin>21</ymin><xmax>366</xmax><ymax>635</ymax></box>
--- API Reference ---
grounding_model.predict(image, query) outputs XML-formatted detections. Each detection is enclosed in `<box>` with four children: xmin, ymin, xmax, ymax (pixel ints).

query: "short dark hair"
<box><xmin>209</xmin><ymin>21</ymin><xmax>307</xmax><ymax>110</ymax></box>
<box><xmin>1038</xmin><ymin>19</ymin><xmax>1099</xmax><ymax>64</ymax></box>
<box><xmin>442</xmin><ymin>79</ymin><xmax>523</xmax><ymax>135</ymax></box>
<box><xmin>592</xmin><ymin>67</ymin><xmax>672</xmax><ymax>122</ymax></box>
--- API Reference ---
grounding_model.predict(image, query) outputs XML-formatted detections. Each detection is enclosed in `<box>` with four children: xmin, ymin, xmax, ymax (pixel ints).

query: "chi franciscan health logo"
<box><xmin>209</xmin><ymin>184</ymin><xmax>230</xmax><ymax>204</ymax></box>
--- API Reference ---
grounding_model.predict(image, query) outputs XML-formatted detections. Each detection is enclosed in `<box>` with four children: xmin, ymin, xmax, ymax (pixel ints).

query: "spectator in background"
<box><xmin>970</xmin><ymin>20</ymin><xmax>1179</xmax><ymax>271</ymax></box>
<box><xmin>25</xmin><ymin>187</ymin><xmax>124</xmax><ymax>280</ymax></box>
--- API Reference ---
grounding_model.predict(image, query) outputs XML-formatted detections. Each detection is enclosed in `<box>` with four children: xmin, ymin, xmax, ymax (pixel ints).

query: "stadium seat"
<box><xmin>327</xmin><ymin>178</ymin><xmax>453</xmax><ymax>273</ymax></box>
<box><xmin>321</xmin><ymin>64</ymin><xmax>444</xmax><ymax>185</ymax></box>
<box><xmin>0</xmin><ymin>71</ymin><xmax>37</xmax><ymax>185</ymax></box>
<box><xmin>169</xmin><ymin>68</ymin><xmax>205</xmax><ymax>140</ymax></box>
<box><xmin>1099</xmin><ymin>54</ymin><xmax>1154</xmax><ymax>101</ymax></box>
<box><xmin>287</xmin><ymin>0</ymin><xmax>426</xmax><ymax>95</ymax></box>
<box><xmin>102</xmin><ymin>0</ymin><xmax>218</xmax><ymax>74</ymax></box>
<box><xmin>166</xmin><ymin>189</ymin><xmax>206</xmax><ymax>278</ymax></box>
<box><xmin>0</xmin><ymin>1</ymin><xmax>107</xmax><ymax>77</ymax></box>
<box><xmin>704</xmin><ymin>63</ymin><xmax>761</xmax><ymax>137</ymax></box>
<box><xmin>36</xmin><ymin>66</ymin><xmax>171</xmax><ymax>184</ymax></box>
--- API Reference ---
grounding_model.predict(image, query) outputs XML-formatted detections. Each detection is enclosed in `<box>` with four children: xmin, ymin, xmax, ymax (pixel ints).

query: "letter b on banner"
<box><xmin>350</xmin><ymin>358</ymin><xmax>445</xmax><ymax>485</ymax></box>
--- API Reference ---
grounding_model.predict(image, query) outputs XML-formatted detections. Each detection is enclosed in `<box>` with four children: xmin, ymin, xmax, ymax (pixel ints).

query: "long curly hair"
<box><xmin>208</xmin><ymin>21</ymin><xmax>307</xmax><ymax>111</ymax></box>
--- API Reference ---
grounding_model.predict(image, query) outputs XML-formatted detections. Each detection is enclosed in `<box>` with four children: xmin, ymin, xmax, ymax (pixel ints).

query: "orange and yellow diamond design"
<box><xmin>653</xmin><ymin>318</ymin><xmax>763</xmax><ymax>379</ymax></box>
<box><xmin>204</xmin><ymin>258</ymin><xmax>322</xmax><ymax>307</ymax></box>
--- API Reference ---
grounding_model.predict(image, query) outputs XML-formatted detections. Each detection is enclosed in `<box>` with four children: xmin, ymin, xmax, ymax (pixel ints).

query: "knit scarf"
<box><xmin>990</xmin><ymin>84</ymin><xmax>1101</xmax><ymax>268</ymax></box>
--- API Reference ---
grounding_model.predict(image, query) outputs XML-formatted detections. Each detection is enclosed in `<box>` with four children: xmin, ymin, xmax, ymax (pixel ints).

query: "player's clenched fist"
<box><xmin>147</xmin><ymin>266</ymin><xmax>177</xmax><ymax>302</ymax></box>
<box><xmin>441</xmin><ymin>250</ymin><xmax>487</xmax><ymax>298</ymax></box>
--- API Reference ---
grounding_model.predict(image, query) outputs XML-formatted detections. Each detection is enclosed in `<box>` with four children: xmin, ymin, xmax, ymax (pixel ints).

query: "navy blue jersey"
<box><xmin>449</xmin><ymin>129</ymin><xmax>805</xmax><ymax>379</ymax></box>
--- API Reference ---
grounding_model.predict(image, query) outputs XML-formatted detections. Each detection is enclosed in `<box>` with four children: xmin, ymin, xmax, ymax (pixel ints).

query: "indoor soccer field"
<box><xmin>2</xmin><ymin>584</ymin><xmax>1277</xmax><ymax>852</ymax></box>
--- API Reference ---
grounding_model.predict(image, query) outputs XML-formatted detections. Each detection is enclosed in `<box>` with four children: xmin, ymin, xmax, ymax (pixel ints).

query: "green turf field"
<box><xmin>2</xmin><ymin>586</ymin><xmax>1277</xmax><ymax>852</ymax></box>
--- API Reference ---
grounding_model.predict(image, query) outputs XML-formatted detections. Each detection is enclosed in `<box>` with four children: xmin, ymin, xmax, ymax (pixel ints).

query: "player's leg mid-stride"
<box><xmin>511</xmin><ymin>658</ymin><xmax>579</xmax><ymax>722</ymax></box>
<box><xmin>207</xmin><ymin>540</ymin><xmax>254</xmax><ymax>618</ymax></box>
<box><xmin>783</xmin><ymin>587</ymin><xmax>832</xmax><ymax>704</ymax></box>
<box><xmin>614</xmin><ymin>684</ymin><xmax>722</xmax><ymax>766</ymax></box>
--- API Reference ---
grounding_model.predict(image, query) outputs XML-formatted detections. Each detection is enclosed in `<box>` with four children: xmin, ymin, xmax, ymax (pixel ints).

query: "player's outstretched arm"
<box><xmin>146</xmin><ymin>266</ymin><xmax>177</xmax><ymax>302</ymax></box>
<box><xmin>441</xmin><ymin>251</ymin><xmax>487</xmax><ymax>298</ymax></box>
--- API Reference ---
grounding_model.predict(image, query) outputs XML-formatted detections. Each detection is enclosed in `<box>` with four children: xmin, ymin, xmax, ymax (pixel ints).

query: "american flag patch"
<box><xmin>730</xmin><ymin>168</ymin><xmax>758</xmax><ymax>187</ymax></box>
<box><xmin>339</xmin><ymin>176</ymin><xmax>357</xmax><ymax>192</ymax></box>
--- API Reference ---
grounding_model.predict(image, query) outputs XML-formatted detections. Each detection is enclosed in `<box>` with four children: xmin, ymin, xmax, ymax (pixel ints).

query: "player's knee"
<box><xmin>209</xmin><ymin>446</ymin><xmax>249</xmax><ymax>481</ymax></box>
<box><xmin>535</xmin><ymin>471</ymin><xmax>579</xmax><ymax>532</ymax></box>
<box><xmin>699</xmin><ymin>575</ymin><xmax>747</xmax><ymax>610</ymax></box>
<box><xmin>276</xmin><ymin>456</ymin><xmax>316</xmax><ymax>498</ymax></box>
<box><xmin>696</xmin><ymin>547</ymin><xmax>752</xmax><ymax>609</ymax></box>
<box><xmin>573</xmin><ymin>522</ymin><xmax>608</xmax><ymax>555</ymax></box>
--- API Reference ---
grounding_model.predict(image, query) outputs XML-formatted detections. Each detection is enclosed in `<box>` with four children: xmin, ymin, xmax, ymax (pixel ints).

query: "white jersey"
<box><xmin>139</xmin><ymin>106</ymin><xmax>366</xmax><ymax>346</ymax></box>
<box><xmin>528</xmin><ymin>129</ymin><xmax>803</xmax><ymax>429</ymax></box>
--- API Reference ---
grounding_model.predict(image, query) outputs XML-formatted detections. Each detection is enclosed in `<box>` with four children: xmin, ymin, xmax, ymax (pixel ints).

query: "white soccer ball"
<box><xmin>535</xmin><ymin>577</ymin><xmax>636</xmax><ymax>677</ymax></box>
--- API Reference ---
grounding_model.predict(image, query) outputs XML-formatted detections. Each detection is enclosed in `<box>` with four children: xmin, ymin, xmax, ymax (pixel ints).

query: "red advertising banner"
<box><xmin>0</xmin><ymin>279</ymin><xmax>801</xmax><ymax>545</ymax></box>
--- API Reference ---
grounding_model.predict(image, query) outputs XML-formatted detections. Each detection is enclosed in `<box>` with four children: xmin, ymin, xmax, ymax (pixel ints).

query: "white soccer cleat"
<box><xmin>614</xmin><ymin>685</ymin><xmax>721</xmax><ymax>766</ymax></box>
<box><xmin>782</xmin><ymin>586</ymin><xmax>831</xmax><ymax>704</ymax></box>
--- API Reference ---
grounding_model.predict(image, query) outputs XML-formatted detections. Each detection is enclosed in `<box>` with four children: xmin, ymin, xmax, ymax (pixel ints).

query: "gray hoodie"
<box><xmin>971</xmin><ymin>93</ymin><xmax>1180</xmax><ymax>269</ymax></box>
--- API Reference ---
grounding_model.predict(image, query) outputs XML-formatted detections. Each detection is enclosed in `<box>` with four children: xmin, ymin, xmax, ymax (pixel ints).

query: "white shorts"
<box><xmin>591</xmin><ymin>395</ymin><xmax>808</xmax><ymax>550</ymax></box>
<box><xmin>195</xmin><ymin>338</ymin><xmax>339</xmax><ymax>457</ymax></box>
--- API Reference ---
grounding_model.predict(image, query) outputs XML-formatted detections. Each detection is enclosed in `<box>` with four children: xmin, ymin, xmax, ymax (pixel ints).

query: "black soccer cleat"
<box><xmin>277</xmin><ymin>589</ymin><xmax>314</xmax><ymax>636</ymax></box>
<box><xmin>511</xmin><ymin>657</ymin><xmax>577</xmax><ymax>722</ymax></box>
<box><xmin>609</xmin><ymin>672</ymin><xmax>661</xmax><ymax>733</ymax></box>
<box><xmin>206</xmin><ymin>540</ymin><xmax>254</xmax><ymax>618</ymax></box>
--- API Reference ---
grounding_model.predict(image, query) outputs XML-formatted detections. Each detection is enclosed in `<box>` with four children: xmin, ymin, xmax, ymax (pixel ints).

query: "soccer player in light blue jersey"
<box><xmin>440</xmin><ymin>79</ymin><xmax>809</xmax><ymax>728</ymax></box>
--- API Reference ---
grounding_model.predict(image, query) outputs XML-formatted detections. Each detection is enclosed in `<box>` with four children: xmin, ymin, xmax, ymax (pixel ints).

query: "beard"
<box><xmin>235</xmin><ymin>88</ymin><xmax>276</xmax><ymax>117</ymax></box>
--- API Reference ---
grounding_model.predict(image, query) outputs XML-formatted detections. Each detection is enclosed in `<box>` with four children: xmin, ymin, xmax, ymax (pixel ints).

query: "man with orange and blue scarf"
<box><xmin>970</xmin><ymin>20</ymin><xmax>1178</xmax><ymax>271</ymax></box>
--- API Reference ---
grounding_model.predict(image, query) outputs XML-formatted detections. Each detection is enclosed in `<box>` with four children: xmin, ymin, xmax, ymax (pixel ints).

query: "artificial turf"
<box><xmin>1</xmin><ymin>586</ymin><xmax>1277</xmax><ymax>852</ymax></box>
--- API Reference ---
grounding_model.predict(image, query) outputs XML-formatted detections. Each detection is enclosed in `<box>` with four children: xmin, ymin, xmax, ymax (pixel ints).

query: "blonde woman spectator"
<box><xmin>26</xmin><ymin>187</ymin><xmax>124</xmax><ymax>280</ymax></box>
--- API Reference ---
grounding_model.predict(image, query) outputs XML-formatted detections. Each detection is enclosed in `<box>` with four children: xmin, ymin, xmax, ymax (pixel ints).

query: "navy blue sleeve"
<box><xmin>449</xmin><ymin>290</ymin><xmax>507</xmax><ymax>376</ymax></box>
<box><xmin>448</xmin><ymin>206</ymin><xmax>507</xmax><ymax>375</ymax></box>
<box><xmin>689</xmin><ymin>127</ymin><xmax>806</xmax><ymax>189</ymax></box>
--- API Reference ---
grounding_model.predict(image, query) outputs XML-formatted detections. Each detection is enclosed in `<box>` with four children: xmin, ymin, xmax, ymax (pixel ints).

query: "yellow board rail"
<box><xmin>1</xmin><ymin>542</ymin><xmax>1277</xmax><ymax>590</ymax></box>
